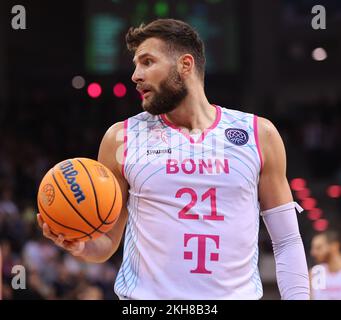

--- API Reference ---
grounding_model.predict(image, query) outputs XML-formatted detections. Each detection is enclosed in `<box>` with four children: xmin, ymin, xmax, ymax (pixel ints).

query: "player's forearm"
<box><xmin>272</xmin><ymin>234</ymin><xmax>310</xmax><ymax>299</ymax></box>
<box><xmin>77</xmin><ymin>234</ymin><xmax>117</xmax><ymax>263</ymax></box>
<box><xmin>262</xmin><ymin>202</ymin><xmax>310</xmax><ymax>300</ymax></box>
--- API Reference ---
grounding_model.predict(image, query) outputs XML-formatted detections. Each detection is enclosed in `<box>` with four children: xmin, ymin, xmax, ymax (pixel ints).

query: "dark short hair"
<box><xmin>126</xmin><ymin>19</ymin><xmax>206</xmax><ymax>82</ymax></box>
<box><xmin>316</xmin><ymin>230</ymin><xmax>340</xmax><ymax>244</ymax></box>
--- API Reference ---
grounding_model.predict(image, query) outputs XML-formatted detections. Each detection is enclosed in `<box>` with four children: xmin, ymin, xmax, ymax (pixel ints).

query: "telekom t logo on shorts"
<box><xmin>184</xmin><ymin>234</ymin><xmax>220</xmax><ymax>274</ymax></box>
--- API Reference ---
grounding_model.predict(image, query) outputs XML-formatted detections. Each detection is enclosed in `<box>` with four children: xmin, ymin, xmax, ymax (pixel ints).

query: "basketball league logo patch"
<box><xmin>225</xmin><ymin>128</ymin><xmax>249</xmax><ymax>146</ymax></box>
<box><xmin>41</xmin><ymin>184</ymin><xmax>55</xmax><ymax>206</ymax></box>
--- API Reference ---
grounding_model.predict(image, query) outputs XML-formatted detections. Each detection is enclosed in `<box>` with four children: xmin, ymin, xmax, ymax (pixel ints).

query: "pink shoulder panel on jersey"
<box><xmin>253</xmin><ymin>115</ymin><xmax>264</xmax><ymax>172</ymax></box>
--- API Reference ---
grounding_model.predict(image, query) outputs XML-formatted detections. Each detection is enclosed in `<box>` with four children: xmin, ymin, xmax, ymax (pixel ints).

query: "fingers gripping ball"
<box><xmin>37</xmin><ymin>158</ymin><xmax>122</xmax><ymax>241</ymax></box>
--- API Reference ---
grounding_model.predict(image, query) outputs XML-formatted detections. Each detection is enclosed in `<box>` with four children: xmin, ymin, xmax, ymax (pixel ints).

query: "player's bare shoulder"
<box><xmin>257</xmin><ymin>116</ymin><xmax>286</xmax><ymax>168</ymax></box>
<box><xmin>257</xmin><ymin>117</ymin><xmax>281</xmax><ymax>142</ymax></box>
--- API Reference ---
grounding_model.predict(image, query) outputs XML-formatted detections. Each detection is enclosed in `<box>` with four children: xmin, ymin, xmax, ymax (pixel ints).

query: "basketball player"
<box><xmin>37</xmin><ymin>19</ymin><xmax>309</xmax><ymax>299</ymax></box>
<box><xmin>310</xmin><ymin>231</ymin><xmax>341</xmax><ymax>299</ymax></box>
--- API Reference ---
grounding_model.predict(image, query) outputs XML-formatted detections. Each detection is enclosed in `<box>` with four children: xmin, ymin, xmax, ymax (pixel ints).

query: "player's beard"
<box><xmin>141</xmin><ymin>66</ymin><xmax>188</xmax><ymax>116</ymax></box>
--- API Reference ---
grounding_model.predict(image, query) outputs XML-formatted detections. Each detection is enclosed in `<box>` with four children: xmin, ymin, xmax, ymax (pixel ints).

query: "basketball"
<box><xmin>37</xmin><ymin>158</ymin><xmax>122</xmax><ymax>241</ymax></box>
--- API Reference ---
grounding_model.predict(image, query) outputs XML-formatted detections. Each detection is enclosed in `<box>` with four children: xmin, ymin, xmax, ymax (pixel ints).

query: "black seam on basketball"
<box><xmin>51</xmin><ymin>168</ymin><xmax>104</xmax><ymax>234</ymax></box>
<box><xmin>83</xmin><ymin>180</ymin><xmax>118</xmax><ymax>235</ymax></box>
<box><xmin>68</xmin><ymin>228</ymin><xmax>101</xmax><ymax>241</ymax></box>
<box><xmin>101</xmin><ymin>176</ymin><xmax>118</xmax><ymax>225</ymax></box>
<box><xmin>85</xmin><ymin>205</ymin><xmax>117</xmax><ymax>237</ymax></box>
<box><xmin>84</xmin><ymin>186</ymin><xmax>117</xmax><ymax>235</ymax></box>
<box><xmin>38</xmin><ymin>200</ymin><xmax>92</xmax><ymax>240</ymax></box>
<box><xmin>78</xmin><ymin>159</ymin><xmax>118</xmax><ymax>226</ymax></box>
<box><xmin>77</xmin><ymin>191</ymin><xmax>116</xmax><ymax>237</ymax></box>
<box><xmin>86</xmin><ymin>229</ymin><xmax>103</xmax><ymax>238</ymax></box>
<box><xmin>76</xmin><ymin>159</ymin><xmax>103</xmax><ymax>224</ymax></box>
<box><xmin>72</xmin><ymin>234</ymin><xmax>94</xmax><ymax>241</ymax></box>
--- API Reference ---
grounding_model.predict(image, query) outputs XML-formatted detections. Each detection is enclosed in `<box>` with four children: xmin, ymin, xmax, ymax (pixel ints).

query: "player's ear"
<box><xmin>178</xmin><ymin>54</ymin><xmax>194</xmax><ymax>77</ymax></box>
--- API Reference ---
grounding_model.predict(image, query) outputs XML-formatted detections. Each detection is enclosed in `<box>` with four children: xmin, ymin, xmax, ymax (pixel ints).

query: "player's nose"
<box><xmin>131</xmin><ymin>66</ymin><xmax>144</xmax><ymax>83</ymax></box>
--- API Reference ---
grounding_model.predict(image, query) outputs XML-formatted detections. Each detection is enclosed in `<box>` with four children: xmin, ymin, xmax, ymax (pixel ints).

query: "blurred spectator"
<box><xmin>0</xmin><ymin>188</ymin><xmax>19</xmax><ymax>216</ymax></box>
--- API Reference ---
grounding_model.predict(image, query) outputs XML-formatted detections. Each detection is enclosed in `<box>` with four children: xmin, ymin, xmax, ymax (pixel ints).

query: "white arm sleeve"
<box><xmin>261</xmin><ymin>202</ymin><xmax>310</xmax><ymax>300</ymax></box>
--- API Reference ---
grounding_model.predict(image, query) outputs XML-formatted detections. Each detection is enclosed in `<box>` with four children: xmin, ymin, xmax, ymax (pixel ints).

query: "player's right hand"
<box><xmin>37</xmin><ymin>213</ymin><xmax>85</xmax><ymax>257</ymax></box>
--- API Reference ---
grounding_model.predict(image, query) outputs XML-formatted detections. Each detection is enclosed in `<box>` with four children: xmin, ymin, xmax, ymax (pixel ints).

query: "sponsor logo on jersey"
<box><xmin>147</xmin><ymin>148</ymin><xmax>172</xmax><ymax>156</ymax></box>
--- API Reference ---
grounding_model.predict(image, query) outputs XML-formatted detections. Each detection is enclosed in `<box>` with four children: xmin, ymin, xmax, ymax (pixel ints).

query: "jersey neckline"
<box><xmin>159</xmin><ymin>104</ymin><xmax>221</xmax><ymax>144</ymax></box>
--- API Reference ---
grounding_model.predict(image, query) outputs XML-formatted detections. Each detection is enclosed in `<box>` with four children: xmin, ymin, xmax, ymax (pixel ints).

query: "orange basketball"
<box><xmin>37</xmin><ymin>158</ymin><xmax>122</xmax><ymax>241</ymax></box>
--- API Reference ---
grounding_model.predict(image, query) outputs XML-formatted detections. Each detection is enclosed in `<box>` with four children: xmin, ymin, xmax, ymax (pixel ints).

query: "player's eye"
<box><xmin>143</xmin><ymin>59</ymin><xmax>153</xmax><ymax>66</ymax></box>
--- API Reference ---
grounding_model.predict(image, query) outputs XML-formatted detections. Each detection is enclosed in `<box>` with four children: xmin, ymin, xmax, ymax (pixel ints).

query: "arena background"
<box><xmin>0</xmin><ymin>0</ymin><xmax>340</xmax><ymax>300</ymax></box>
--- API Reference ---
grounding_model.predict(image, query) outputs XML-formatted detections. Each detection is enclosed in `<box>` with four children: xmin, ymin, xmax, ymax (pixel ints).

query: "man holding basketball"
<box><xmin>38</xmin><ymin>19</ymin><xmax>309</xmax><ymax>299</ymax></box>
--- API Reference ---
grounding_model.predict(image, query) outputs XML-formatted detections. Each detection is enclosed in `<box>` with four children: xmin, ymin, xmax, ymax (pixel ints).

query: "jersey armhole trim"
<box><xmin>253</xmin><ymin>115</ymin><xmax>264</xmax><ymax>173</ymax></box>
<box><xmin>121</xmin><ymin>119</ymin><xmax>128</xmax><ymax>178</ymax></box>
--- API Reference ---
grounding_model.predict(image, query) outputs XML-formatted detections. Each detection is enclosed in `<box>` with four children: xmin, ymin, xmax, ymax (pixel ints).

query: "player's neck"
<box><xmin>327</xmin><ymin>254</ymin><xmax>341</xmax><ymax>272</ymax></box>
<box><xmin>163</xmin><ymin>89</ymin><xmax>216</xmax><ymax>132</ymax></box>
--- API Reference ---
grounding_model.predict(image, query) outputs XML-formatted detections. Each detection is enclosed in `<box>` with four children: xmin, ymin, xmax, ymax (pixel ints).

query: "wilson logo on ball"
<box><xmin>59</xmin><ymin>160</ymin><xmax>86</xmax><ymax>204</ymax></box>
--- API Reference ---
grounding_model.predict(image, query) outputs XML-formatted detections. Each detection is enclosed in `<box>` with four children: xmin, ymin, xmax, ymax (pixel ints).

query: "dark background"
<box><xmin>0</xmin><ymin>0</ymin><xmax>341</xmax><ymax>299</ymax></box>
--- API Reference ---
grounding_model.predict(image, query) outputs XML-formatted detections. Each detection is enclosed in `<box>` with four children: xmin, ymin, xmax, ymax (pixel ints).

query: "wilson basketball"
<box><xmin>37</xmin><ymin>158</ymin><xmax>122</xmax><ymax>241</ymax></box>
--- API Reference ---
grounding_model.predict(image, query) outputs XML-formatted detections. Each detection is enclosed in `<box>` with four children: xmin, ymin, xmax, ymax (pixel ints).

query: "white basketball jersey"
<box><xmin>311</xmin><ymin>264</ymin><xmax>341</xmax><ymax>300</ymax></box>
<box><xmin>114</xmin><ymin>105</ymin><xmax>263</xmax><ymax>299</ymax></box>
